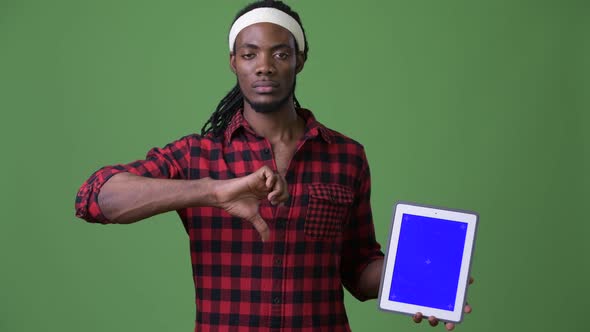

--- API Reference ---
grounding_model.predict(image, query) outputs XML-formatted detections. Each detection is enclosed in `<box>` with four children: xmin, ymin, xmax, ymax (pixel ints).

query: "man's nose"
<box><xmin>256</xmin><ymin>54</ymin><xmax>275</xmax><ymax>75</ymax></box>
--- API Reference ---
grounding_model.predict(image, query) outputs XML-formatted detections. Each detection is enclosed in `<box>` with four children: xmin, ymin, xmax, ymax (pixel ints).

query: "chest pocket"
<box><xmin>304</xmin><ymin>183</ymin><xmax>355</xmax><ymax>239</ymax></box>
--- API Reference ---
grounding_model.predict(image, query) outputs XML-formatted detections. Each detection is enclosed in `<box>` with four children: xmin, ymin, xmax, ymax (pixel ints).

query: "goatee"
<box><xmin>241</xmin><ymin>78</ymin><xmax>297</xmax><ymax>114</ymax></box>
<box><xmin>244</xmin><ymin>93</ymin><xmax>292</xmax><ymax>114</ymax></box>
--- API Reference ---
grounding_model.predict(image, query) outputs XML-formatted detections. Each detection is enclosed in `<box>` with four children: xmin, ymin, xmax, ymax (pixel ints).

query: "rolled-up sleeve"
<box><xmin>340</xmin><ymin>149</ymin><xmax>384</xmax><ymax>301</ymax></box>
<box><xmin>75</xmin><ymin>135</ymin><xmax>192</xmax><ymax>223</ymax></box>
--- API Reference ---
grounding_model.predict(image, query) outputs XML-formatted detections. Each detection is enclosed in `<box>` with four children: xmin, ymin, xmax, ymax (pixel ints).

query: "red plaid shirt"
<box><xmin>75</xmin><ymin>108</ymin><xmax>384</xmax><ymax>332</ymax></box>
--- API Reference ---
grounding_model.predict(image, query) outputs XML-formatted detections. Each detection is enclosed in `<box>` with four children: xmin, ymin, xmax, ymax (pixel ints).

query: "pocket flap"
<box><xmin>308</xmin><ymin>183</ymin><xmax>354</xmax><ymax>205</ymax></box>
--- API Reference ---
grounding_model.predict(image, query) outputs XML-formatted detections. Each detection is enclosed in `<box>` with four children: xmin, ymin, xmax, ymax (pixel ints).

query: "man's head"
<box><xmin>230</xmin><ymin>21</ymin><xmax>303</xmax><ymax>113</ymax></box>
<box><xmin>201</xmin><ymin>0</ymin><xmax>309</xmax><ymax>136</ymax></box>
<box><xmin>229</xmin><ymin>4</ymin><xmax>307</xmax><ymax>56</ymax></box>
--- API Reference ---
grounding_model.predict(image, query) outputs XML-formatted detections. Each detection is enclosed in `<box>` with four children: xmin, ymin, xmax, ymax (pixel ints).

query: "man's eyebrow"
<box><xmin>237</xmin><ymin>43</ymin><xmax>260</xmax><ymax>50</ymax></box>
<box><xmin>236</xmin><ymin>43</ymin><xmax>294</xmax><ymax>51</ymax></box>
<box><xmin>270</xmin><ymin>43</ymin><xmax>294</xmax><ymax>51</ymax></box>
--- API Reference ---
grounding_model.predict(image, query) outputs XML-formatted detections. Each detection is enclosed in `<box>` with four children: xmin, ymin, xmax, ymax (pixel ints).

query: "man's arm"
<box><xmin>75</xmin><ymin>136</ymin><xmax>192</xmax><ymax>224</ymax></box>
<box><xmin>75</xmin><ymin>136</ymin><xmax>288</xmax><ymax>241</ymax></box>
<box><xmin>96</xmin><ymin>172</ymin><xmax>218</xmax><ymax>224</ymax></box>
<box><xmin>94</xmin><ymin>166</ymin><xmax>288</xmax><ymax>242</ymax></box>
<box><xmin>340</xmin><ymin>147</ymin><xmax>385</xmax><ymax>301</ymax></box>
<box><xmin>356</xmin><ymin>258</ymin><xmax>384</xmax><ymax>299</ymax></box>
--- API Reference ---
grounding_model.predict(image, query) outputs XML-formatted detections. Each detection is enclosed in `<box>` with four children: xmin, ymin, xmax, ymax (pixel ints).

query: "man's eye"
<box><xmin>275</xmin><ymin>52</ymin><xmax>289</xmax><ymax>60</ymax></box>
<box><xmin>242</xmin><ymin>53</ymin><xmax>255</xmax><ymax>59</ymax></box>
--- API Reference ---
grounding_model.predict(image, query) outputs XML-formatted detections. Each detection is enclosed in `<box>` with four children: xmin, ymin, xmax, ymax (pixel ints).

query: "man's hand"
<box><xmin>214</xmin><ymin>166</ymin><xmax>289</xmax><ymax>242</ymax></box>
<box><xmin>412</xmin><ymin>277</ymin><xmax>474</xmax><ymax>331</ymax></box>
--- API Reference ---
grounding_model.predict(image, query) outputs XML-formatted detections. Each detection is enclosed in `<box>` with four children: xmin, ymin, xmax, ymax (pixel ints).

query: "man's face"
<box><xmin>230</xmin><ymin>22</ymin><xmax>304</xmax><ymax>113</ymax></box>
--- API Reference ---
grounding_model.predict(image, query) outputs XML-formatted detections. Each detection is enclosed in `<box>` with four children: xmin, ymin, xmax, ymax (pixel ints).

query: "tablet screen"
<box><xmin>388</xmin><ymin>213</ymin><xmax>467</xmax><ymax>311</ymax></box>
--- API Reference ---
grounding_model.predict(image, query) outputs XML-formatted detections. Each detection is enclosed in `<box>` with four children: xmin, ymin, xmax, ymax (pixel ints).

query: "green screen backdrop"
<box><xmin>1</xmin><ymin>0</ymin><xmax>588</xmax><ymax>331</ymax></box>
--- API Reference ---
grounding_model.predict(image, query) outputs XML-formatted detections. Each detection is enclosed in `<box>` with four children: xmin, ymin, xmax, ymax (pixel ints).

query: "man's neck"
<box><xmin>243</xmin><ymin>103</ymin><xmax>304</xmax><ymax>143</ymax></box>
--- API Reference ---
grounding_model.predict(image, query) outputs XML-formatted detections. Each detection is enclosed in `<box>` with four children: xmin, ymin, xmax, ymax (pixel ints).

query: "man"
<box><xmin>75</xmin><ymin>1</ymin><xmax>471</xmax><ymax>331</ymax></box>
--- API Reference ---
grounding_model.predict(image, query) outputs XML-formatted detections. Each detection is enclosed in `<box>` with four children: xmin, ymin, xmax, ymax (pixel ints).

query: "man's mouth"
<box><xmin>252</xmin><ymin>80</ymin><xmax>279</xmax><ymax>93</ymax></box>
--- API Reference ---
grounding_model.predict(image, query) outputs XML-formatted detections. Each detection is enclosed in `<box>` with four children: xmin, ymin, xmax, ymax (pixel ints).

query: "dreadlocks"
<box><xmin>200</xmin><ymin>0</ymin><xmax>310</xmax><ymax>137</ymax></box>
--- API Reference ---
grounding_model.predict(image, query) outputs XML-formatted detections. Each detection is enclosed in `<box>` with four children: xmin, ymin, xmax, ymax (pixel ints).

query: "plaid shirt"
<box><xmin>75</xmin><ymin>108</ymin><xmax>384</xmax><ymax>332</ymax></box>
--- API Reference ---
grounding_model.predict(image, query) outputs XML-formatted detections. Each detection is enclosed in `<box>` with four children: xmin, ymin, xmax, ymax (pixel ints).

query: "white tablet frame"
<box><xmin>378</xmin><ymin>201</ymin><xmax>479</xmax><ymax>323</ymax></box>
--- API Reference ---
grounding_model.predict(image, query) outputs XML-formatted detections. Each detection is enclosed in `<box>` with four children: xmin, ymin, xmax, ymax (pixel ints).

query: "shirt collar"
<box><xmin>224</xmin><ymin>108</ymin><xmax>334</xmax><ymax>145</ymax></box>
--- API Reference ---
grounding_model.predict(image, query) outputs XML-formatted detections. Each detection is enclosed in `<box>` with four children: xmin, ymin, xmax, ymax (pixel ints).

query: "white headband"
<box><xmin>229</xmin><ymin>7</ymin><xmax>305</xmax><ymax>53</ymax></box>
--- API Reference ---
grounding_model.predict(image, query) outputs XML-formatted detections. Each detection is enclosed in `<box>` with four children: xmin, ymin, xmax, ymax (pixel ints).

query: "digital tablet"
<box><xmin>378</xmin><ymin>201</ymin><xmax>479</xmax><ymax>323</ymax></box>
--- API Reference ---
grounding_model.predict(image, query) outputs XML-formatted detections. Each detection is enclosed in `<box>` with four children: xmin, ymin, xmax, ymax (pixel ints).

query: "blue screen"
<box><xmin>389</xmin><ymin>213</ymin><xmax>467</xmax><ymax>311</ymax></box>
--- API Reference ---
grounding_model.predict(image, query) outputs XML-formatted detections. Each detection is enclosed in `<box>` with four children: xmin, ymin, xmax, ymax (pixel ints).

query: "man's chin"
<box><xmin>246</xmin><ymin>95</ymin><xmax>292</xmax><ymax>114</ymax></box>
<box><xmin>250</xmin><ymin>102</ymin><xmax>283</xmax><ymax>114</ymax></box>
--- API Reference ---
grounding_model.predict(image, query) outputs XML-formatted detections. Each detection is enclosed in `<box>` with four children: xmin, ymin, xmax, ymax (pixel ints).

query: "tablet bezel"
<box><xmin>377</xmin><ymin>201</ymin><xmax>479</xmax><ymax>323</ymax></box>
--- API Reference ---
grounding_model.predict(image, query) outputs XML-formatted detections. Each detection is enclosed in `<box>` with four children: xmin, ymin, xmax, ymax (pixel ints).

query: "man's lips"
<box><xmin>252</xmin><ymin>80</ymin><xmax>279</xmax><ymax>93</ymax></box>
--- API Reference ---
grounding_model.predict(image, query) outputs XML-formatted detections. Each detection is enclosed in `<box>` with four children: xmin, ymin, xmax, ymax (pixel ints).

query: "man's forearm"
<box><xmin>357</xmin><ymin>258</ymin><xmax>384</xmax><ymax>299</ymax></box>
<box><xmin>98</xmin><ymin>172</ymin><xmax>218</xmax><ymax>224</ymax></box>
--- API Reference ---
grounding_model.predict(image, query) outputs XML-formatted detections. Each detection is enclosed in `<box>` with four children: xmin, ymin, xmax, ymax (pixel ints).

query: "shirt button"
<box><xmin>263</xmin><ymin>148</ymin><xmax>271</xmax><ymax>155</ymax></box>
<box><xmin>274</xmin><ymin>258</ymin><xmax>282</xmax><ymax>265</ymax></box>
<box><xmin>273</xmin><ymin>297</ymin><xmax>281</xmax><ymax>304</ymax></box>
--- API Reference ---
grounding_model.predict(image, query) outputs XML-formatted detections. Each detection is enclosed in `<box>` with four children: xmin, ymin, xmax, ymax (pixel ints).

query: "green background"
<box><xmin>1</xmin><ymin>0</ymin><xmax>588</xmax><ymax>331</ymax></box>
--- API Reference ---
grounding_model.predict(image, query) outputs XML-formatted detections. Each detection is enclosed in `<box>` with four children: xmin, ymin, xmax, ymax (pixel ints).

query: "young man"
<box><xmin>75</xmin><ymin>1</ymin><xmax>471</xmax><ymax>331</ymax></box>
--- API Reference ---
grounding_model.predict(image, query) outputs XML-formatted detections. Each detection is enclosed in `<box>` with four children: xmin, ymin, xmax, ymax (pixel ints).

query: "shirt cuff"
<box><xmin>75</xmin><ymin>166</ymin><xmax>128</xmax><ymax>223</ymax></box>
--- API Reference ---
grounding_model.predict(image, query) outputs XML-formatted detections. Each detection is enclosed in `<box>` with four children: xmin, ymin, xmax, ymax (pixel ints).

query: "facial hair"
<box><xmin>242</xmin><ymin>78</ymin><xmax>297</xmax><ymax>114</ymax></box>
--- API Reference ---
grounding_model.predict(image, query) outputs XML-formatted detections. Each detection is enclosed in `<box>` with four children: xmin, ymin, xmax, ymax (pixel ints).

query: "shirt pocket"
<box><xmin>304</xmin><ymin>183</ymin><xmax>355</xmax><ymax>240</ymax></box>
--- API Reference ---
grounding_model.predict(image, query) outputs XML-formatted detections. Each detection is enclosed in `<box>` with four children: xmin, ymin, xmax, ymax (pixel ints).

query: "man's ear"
<box><xmin>295</xmin><ymin>52</ymin><xmax>305</xmax><ymax>73</ymax></box>
<box><xmin>229</xmin><ymin>52</ymin><xmax>237</xmax><ymax>73</ymax></box>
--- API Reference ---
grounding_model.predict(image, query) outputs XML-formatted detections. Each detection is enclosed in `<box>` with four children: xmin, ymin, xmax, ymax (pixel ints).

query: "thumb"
<box><xmin>248</xmin><ymin>213</ymin><xmax>270</xmax><ymax>242</ymax></box>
